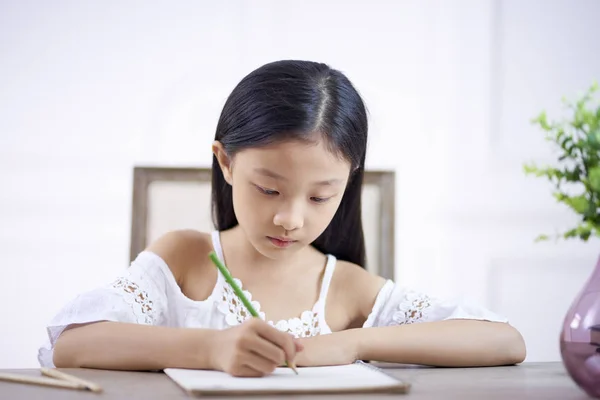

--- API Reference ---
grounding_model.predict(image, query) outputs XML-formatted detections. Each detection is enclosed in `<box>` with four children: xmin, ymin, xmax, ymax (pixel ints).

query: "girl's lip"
<box><xmin>269</xmin><ymin>236</ymin><xmax>297</xmax><ymax>242</ymax></box>
<box><xmin>267</xmin><ymin>236</ymin><xmax>298</xmax><ymax>248</ymax></box>
<box><xmin>268</xmin><ymin>236</ymin><xmax>297</xmax><ymax>242</ymax></box>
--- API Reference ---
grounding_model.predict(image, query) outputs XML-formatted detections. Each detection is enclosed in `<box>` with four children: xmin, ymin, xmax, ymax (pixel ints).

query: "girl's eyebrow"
<box><xmin>253</xmin><ymin>168</ymin><xmax>344</xmax><ymax>186</ymax></box>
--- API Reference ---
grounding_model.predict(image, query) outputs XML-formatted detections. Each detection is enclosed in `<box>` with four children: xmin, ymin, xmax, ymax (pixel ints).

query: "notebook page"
<box><xmin>165</xmin><ymin>364</ymin><xmax>404</xmax><ymax>393</ymax></box>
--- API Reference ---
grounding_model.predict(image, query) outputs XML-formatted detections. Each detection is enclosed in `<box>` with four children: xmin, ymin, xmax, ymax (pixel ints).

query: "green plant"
<box><xmin>524</xmin><ymin>81</ymin><xmax>600</xmax><ymax>242</ymax></box>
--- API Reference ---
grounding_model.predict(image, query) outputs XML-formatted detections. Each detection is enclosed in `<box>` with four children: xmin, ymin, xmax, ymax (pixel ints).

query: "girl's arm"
<box><xmin>53</xmin><ymin>318</ymin><xmax>301</xmax><ymax>374</ymax></box>
<box><xmin>356</xmin><ymin>319</ymin><xmax>525</xmax><ymax>366</ymax></box>
<box><xmin>298</xmin><ymin>261</ymin><xmax>526</xmax><ymax>367</ymax></box>
<box><xmin>52</xmin><ymin>322</ymin><xmax>213</xmax><ymax>370</ymax></box>
<box><xmin>297</xmin><ymin>319</ymin><xmax>525</xmax><ymax>367</ymax></box>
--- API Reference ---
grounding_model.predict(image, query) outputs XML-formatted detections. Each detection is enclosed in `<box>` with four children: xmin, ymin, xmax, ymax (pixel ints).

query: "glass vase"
<box><xmin>560</xmin><ymin>255</ymin><xmax>600</xmax><ymax>398</ymax></box>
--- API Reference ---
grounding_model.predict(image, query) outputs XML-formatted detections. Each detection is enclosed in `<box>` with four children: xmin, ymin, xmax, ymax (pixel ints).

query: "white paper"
<box><xmin>165</xmin><ymin>364</ymin><xmax>403</xmax><ymax>393</ymax></box>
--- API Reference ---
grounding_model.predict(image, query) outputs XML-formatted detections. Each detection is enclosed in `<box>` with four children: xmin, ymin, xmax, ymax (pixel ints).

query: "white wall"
<box><xmin>1</xmin><ymin>0</ymin><xmax>599</xmax><ymax>367</ymax></box>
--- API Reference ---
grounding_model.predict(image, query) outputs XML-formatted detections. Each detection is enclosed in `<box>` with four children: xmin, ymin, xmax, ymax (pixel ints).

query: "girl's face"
<box><xmin>214</xmin><ymin>138</ymin><xmax>352</xmax><ymax>260</ymax></box>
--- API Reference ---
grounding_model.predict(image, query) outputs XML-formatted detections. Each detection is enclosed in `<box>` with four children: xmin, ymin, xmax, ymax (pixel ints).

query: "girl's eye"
<box><xmin>311</xmin><ymin>197</ymin><xmax>330</xmax><ymax>204</ymax></box>
<box><xmin>256</xmin><ymin>185</ymin><xmax>279</xmax><ymax>196</ymax></box>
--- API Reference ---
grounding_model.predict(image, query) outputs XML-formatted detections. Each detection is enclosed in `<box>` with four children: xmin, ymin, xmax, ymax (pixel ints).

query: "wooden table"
<box><xmin>0</xmin><ymin>362</ymin><xmax>591</xmax><ymax>399</ymax></box>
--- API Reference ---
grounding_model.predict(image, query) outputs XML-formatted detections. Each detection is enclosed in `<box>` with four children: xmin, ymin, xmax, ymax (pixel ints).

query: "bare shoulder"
<box><xmin>145</xmin><ymin>229</ymin><xmax>213</xmax><ymax>283</ymax></box>
<box><xmin>331</xmin><ymin>260</ymin><xmax>387</xmax><ymax>324</ymax></box>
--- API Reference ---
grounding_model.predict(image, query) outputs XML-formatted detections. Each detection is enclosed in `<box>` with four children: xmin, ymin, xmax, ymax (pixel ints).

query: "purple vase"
<box><xmin>560</xmin><ymin>255</ymin><xmax>600</xmax><ymax>398</ymax></box>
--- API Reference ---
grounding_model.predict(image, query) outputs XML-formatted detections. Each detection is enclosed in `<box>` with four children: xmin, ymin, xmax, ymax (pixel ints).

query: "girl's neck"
<box><xmin>220</xmin><ymin>226</ymin><xmax>320</xmax><ymax>275</ymax></box>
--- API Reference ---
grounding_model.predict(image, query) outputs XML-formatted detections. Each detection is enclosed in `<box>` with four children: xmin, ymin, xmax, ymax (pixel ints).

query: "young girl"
<box><xmin>38</xmin><ymin>60</ymin><xmax>526</xmax><ymax>376</ymax></box>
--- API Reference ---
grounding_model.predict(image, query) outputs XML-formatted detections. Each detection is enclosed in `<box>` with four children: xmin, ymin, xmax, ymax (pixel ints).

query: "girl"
<box><xmin>38</xmin><ymin>60</ymin><xmax>526</xmax><ymax>376</ymax></box>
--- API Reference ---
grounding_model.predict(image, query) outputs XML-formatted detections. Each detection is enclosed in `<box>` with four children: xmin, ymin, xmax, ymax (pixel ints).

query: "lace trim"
<box><xmin>111</xmin><ymin>277</ymin><xmax>156</xmax><ymax>324</ymax></box>
<box><xmin>217</xmin><ymin>278</ymin><xmax>321</xmax><ymax>338</ymax></box>
<box><xmin>391</xmin><ymin>290</ymin><xmax>432</xmax><ymax>325</ymax></box>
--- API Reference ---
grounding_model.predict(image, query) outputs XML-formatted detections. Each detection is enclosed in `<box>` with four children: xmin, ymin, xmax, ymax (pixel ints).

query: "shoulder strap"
<box><xmin>209</xmin><ymin>231</ymin><xmax>226</xmax><ymax>293</ymax></box>
<box><xmin>211</xmin><ymin>231</ymin><xmax>225</xmax><ymax>263</ymax></box>
<box><xmin>317</xmin><ymin>255</ymin><xmax>337</xmax><ymax>305</ymax></box>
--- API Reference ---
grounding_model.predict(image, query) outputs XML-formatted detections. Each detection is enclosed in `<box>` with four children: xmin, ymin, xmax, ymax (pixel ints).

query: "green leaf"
<box><xmin>532</xmin><ymin>111</ymin><xmax>551</xmax><ymax>131</ymax></box>
<box><xmin>564</xmin><ymin>228</ymin><xmax>578</xmax><ymax>239</ymax></box>
<box><xmin>563</xmin><ymin>167</ymin><xmax>580</xmax><ymax>182</ymax></box>
<box><xmin>523</xmin><ymin>163</ymin><xmax>556</xmax><ymax>179</ymax></box>
<box><xmin>523</xmin><ymin>163</ymin><xmax>537</xmax><ymax>174</ymax></box>
<box><xmin>574</xmin><ymin>224</ymin><xmax>593</xmax><ymax>241</ymax></box>
<box><xmin>559</xmin><ymin>194</ymin><xmax>590</xmax><ymax>214</ymax></box>
<box><xmin>553</xmin><ymin>192</ymin><xmax>567</xmax><ymax>202</ymax></box>
<box><xmin>534</xmin><ymin>234</ymin><xmax>550</xmax><ymax>242</ymax></box>
<box><xmin>580</xmin><ymin>230</ymin><xmax>592</xmax><ymax>241</ymax></box>
<box><xmin>588</xmin><ymin>128</ymin><xmax>600</xmax><ymax>149</ymax></box>
<box><xmin>589</xmin><ymin>167</ymin><xmax>600</xmax><ymax>192</ymax></box>
<box><xmin>561</xmin><ymin>136</ymin><xmax>573</xmax><ymax>150</ymax></box>
<box><xmin>584</xmin><ymin>202</ymin><xmax>597</xmax><ymax>218</ymax></box>
<box><xmin>581</xmin><ymin>109</ymin><xmax>598</xmax><ymax>131</ymax></box>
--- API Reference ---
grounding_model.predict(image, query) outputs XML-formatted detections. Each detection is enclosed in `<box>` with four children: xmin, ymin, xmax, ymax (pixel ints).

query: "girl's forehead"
<box><xmin>234</xmin><ymin>140</ymin><xmax>351</xmax><ymax>176</ymax></box>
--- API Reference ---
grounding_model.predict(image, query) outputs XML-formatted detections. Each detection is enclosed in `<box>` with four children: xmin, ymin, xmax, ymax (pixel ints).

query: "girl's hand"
<box><xmin>295</xmin><ymin>330</ymin><xmax>359</xmax><ymax>367</ymax></box>
<box><xmin>209</xmin><ymin>318</ymin><xmax>303</xmax><ymax>377</ymax></box>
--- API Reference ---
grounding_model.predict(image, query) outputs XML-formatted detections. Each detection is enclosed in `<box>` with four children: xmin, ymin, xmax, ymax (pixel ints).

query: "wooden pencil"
<box><xmin>41</xmin><ymin>368</ymin><xmax>103</xmax><ymax>393</ymax></box>
<box><xmin>0</xmin><ymin>372</ymin><xmax>86</xmax><ymax>391</ymax></box>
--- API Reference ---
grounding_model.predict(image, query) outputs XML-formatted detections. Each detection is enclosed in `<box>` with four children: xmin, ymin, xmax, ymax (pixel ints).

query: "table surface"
<box><xmin>0</xmin><ymin>362</ymin><xmax>591</xmax><ymax>399</ymax></box>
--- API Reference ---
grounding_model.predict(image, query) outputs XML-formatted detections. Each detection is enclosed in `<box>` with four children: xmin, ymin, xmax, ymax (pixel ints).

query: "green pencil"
<box><xmin>208</xmin><ymin>251</ymin><xmax>298</xmax><ymax>374</ymax></box>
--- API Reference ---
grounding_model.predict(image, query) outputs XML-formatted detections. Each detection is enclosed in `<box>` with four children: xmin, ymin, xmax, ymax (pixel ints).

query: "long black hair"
<box><xmin>211</xmin><ymin>60</ymin><xmax>368</xmax><ymax>268</ymax></box>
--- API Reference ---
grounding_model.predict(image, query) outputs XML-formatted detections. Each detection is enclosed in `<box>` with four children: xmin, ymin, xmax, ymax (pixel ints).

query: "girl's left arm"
<box><xmin>297</xmin><ymin>319</ymin><xmax>525</xmax><ymax>367</ymax></box>
<box><xmin>297</xmin><ymin>263</ymin><xmax>526</xmax><ymax>367</ymax></box>
<box><xmin>357</xmin><ymin>318</ymin><xmax>525</xmax><ymax>367</ymax></box>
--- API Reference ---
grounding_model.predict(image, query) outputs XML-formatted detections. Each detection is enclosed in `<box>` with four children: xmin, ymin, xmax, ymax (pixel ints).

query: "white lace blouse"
<box><xmin>37</xmin><ymin>231</ymin><xmax>508</xmax><ymax>367</ymax></box>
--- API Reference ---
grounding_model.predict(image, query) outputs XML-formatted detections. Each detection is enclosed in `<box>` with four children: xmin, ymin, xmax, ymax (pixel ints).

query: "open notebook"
<box><xmin>164</xmin><ymin>362</ymin><xmax>410</xmax><ymax>396</ymax></box>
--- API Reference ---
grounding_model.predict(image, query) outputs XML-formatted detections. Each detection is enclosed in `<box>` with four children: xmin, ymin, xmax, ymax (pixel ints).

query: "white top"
<box><xmin>37</xmin><ymin>231</ymin><xmax>508</xmax><ymax>368</ymax></box>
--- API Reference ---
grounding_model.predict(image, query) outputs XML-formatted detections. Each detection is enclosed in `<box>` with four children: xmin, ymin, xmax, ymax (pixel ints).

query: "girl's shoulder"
<box><xmin>145</xmin><ymin>229</ymin><xmax>215</xmax><ymax>285</ymax></box>
<box><xmin>332</xmin><ymin>259</ymin><xmax>387</xmax><ymax>293</ymax></box>
<box><xmin>328</xmin><ymin>258</ymin><xmax>387</xmax><ymax>324</ymax></box>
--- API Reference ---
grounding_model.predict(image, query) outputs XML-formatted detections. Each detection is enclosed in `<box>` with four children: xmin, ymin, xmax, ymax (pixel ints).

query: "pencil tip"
<box><xmin>290</xmin><ymin>364</ymin><xmax>299</xmax><ymax>375</ymax></box>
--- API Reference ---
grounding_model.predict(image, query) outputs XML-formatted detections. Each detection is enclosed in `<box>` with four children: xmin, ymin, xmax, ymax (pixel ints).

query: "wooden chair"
<box><xmin>129</xmin><ymin>167</ymin><xmax>396</xmax><ymax>279</ymax></box>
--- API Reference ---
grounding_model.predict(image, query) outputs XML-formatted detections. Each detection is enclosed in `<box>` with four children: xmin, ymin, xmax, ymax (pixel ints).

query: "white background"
<box><xmin>1</xmin><ymin>0</ymin><xmax>599</xmax><ymax>367</ymax></box>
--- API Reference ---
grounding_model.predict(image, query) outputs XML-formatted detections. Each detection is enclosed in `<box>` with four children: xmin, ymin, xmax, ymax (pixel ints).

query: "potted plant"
<box><xmin>524</xmin><ymin>81</ymin><xmax>600</xmax><ymax>398</ymax></box>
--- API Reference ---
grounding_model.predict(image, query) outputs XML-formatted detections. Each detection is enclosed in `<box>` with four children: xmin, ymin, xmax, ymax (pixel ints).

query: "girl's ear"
<box><xmin>212</xmin><ymin>141</ymin><xmax>233</xmax><ymax>185</ymax></box>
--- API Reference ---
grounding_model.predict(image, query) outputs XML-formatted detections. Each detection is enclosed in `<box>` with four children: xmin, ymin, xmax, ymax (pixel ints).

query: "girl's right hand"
<box><xmin>209</xmin><ymin>318</ymin><xmax>303</xmax><ymax>377</ymax></box>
